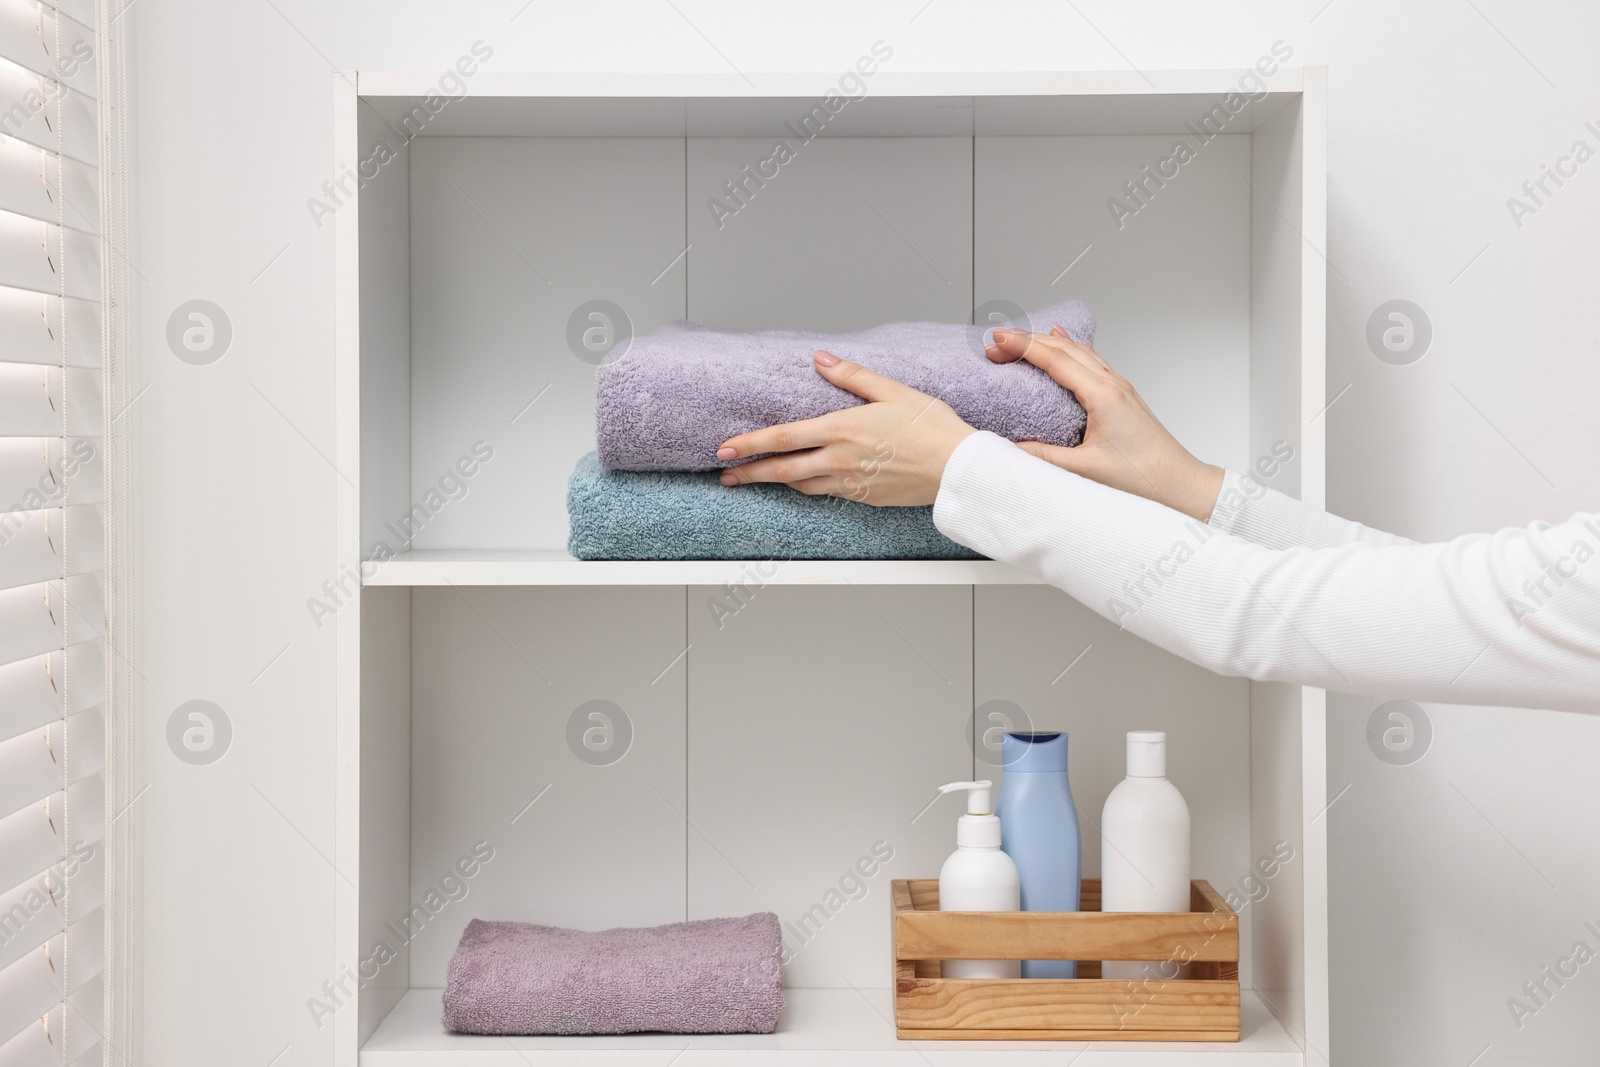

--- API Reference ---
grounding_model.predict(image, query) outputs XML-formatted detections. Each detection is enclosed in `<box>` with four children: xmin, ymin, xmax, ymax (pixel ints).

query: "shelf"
<box><xmin>342</xmin><ymin>71</ymin><xmax>1331</xmax><ymax>1067</ymax></box>
<box><xmin>361</xmin><ymin>550</ymin><xmax>1043</xmax><ymax>587</ymax></box>
<box><xmin>361</xmin><ymin>987</ymin><xmax>1303</xmax><ymax>1065</ymax></box>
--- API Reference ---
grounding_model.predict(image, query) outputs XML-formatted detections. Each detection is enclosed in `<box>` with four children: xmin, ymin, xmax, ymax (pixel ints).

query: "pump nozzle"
<box><xmin>938</xmin><ymin>780</ymin><xmax>994</xmax><ymax>816</ymax></box>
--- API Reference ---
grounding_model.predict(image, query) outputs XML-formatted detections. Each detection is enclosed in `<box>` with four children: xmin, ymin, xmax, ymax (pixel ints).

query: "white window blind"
<box><xmin>0</xmin><ymin>1</ymin><xmax>108</xmax><ymax>1065</ymax></box>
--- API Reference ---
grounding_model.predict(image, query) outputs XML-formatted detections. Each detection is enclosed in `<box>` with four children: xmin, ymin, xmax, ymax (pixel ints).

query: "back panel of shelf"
<box><xmin>394</xmin><ymin>129</ymin><xmax>1251</xmax><ymax>554</ymax></box>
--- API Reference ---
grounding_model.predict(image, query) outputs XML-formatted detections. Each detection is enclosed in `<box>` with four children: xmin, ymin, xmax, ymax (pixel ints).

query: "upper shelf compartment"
<box><xmin>349</xmin><ymin>66</ymin><xmax>1320</xmax><ymax>581</ymax></box>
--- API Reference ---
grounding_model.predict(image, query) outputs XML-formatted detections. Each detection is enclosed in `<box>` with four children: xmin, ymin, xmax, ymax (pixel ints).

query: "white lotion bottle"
<box><xmin>936</xmin><ymin>781</ymin><xmax>1021</xmax><ymax>979</ymax></box>
<box><xmin>1100</xmin><ymin>731</ymin><xmax>1191</xmax><ymax>981</ymax></box>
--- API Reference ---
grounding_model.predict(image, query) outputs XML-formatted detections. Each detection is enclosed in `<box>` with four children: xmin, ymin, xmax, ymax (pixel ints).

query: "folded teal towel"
<box><xmin>566</xmin><ymin>453</ymin><xmax>981</xmax><ymax>561</ymax></box>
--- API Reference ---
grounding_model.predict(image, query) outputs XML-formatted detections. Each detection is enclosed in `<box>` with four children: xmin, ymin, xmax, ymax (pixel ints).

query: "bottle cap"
<box><xmin>1000</xmin><ymin>731</ymin><xmax>1068</xmax><ymax>773</ymax></box>
<box><xmin>938</xmin><ymin>780</ymin><xmax>993</xmax><ymax>815</ymax></box>
<box><xmin>1126</xmin><ymin>730</ymin><xmax>1167</xmax><ymax>778</ymax></box>
<box><xmin>938</xmin><ymin>781</ymin><xmax>1003</xmax><ymax>848</ymax></box>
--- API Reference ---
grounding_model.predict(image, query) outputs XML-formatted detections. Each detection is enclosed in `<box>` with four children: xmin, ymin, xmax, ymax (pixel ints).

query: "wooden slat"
<box><xmin>895</xmin><ymin>977</ymin><xmax>1240</xmax><ymax>1036</ymax></box>
<box><xmin>905</xmin><ymin>878</ymin><xmax>1123</xmax><ymax>914</ymax></box>
<box><xmin>897</xmin><ymin>1027</ymin><xmax>1241</xmax><ymax>1042</ymax></box>
<box><xmin>895</xmin><ymin>909</ymin><xmax>1237</xmax><ymax>962</ymax></box>
<box><xmin>894</xmin><ymin>881</ymin><xmax>937</xmax><ymax>979</ymax></box>
<box><xmin>1192</xmin><ymin>879</ymin><xmax>1231</xmax><ymax>914</ymax></box>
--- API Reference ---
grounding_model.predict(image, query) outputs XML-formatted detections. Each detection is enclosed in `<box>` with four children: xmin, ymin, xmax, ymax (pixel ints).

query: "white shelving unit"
<box><xmin>334</xmin><ymin>69</ymin><xmax>1328</xmax><ymax>1066</ymax></box>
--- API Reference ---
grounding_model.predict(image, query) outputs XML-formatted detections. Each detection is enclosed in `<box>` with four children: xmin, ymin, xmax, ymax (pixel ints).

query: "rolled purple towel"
<box><xmin>442</xmin><ymin>913</ymin><xmax>785</xmax><ymax>1036</ymax></box>
<box><xmin>594</xmin><ymin>300</ymin><xmax>1094</xmax><ymax>471</ymax></box>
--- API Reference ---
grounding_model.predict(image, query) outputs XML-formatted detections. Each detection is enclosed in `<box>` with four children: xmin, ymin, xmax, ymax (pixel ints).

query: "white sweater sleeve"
<box><xmin>933</xmin><ymin>432</ymin><xmax>1600</xmax><ymax>714</ymax></box>
<box><xmin>1208</xmin><ymin>468</ymin><xmax>1414</xmax><ymax>550</ymax></box>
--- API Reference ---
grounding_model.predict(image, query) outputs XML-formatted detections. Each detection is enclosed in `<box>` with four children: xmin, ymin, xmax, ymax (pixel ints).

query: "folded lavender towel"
<box><xmin>595</xmin><ymin>300</ymin><xmax>1094</xmax><ymax>471</ymax></box>
<box><xmin>442</xmin><ymin>913</ymin><xmax>785</xmax><ymax>1036</ymax></box>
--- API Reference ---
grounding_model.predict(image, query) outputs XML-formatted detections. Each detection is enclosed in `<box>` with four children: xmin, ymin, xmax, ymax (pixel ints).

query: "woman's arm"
<box><xmin>1210</xmin><ymin>469</ymin><xmax>1414</xmax><ymax>550</ymax></box>
<box><xmin>937</xmin><ymin>431</ymin><xmax>1600</xmax><ymax>714</ymax></box>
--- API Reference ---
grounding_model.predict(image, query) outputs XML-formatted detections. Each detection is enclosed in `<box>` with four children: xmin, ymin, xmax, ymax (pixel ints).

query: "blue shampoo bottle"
<box><xmin>995</xmin><ymin>731</ymin><xmax>1082</xmax><ymax>978</ymax></box>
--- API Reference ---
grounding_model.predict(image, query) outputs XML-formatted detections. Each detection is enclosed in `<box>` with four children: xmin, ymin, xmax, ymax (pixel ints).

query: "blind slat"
<box><xmin>0</xmin><ymin>707</ymin><xmax>100</xmax><ymax>820</ymax></box>
<box><xmin>0</xmin><ymin>507</ymin><xmax>99</xmax><ymax>592</ymax></box>
<box><xmin>0</xmin><ymin>907</ymin><xmax>101</xmax><ymax>1049</ymax></box>
<box><xmin>0</xmin><ymin>211</ymin><xmax>99</xmax><ymax>302</ymax></box>
<box><xmin>0</xmin><ymin>4</ymin><xmax>96</xmax><ymax>100</ymax></box>
<box><xmin>45</xmin><ymin>0</ymin><xmax>96</xmax><ymax>33</ymax></box>
<box><xmin>0</xmin><ymin>287</ymin><xmax>99</xmax><ymax>368</ymax></box>
<box><xmin>0</xmin><ymin>641</ymin><xmax>101</xmax><ymax>742</ymax></box>
<box><xmin>0</xmin><ymin>437</ymin><xmax>101</xmax><ymax>512</ymax></box>
<box><xmin>0</xmin><ymin>504</ymin><xmax>100</xmax><ymax>592</ymax></box>
<box><xmin>0</xmin><ymin>61</ymin><xmax>96</xmax><ymax>164</ymax></box>
<box><xmin>0</xmin><ymin>574</ymin><xmax>101</xmax><ymax>669</ymax></box>
<box><xmin>0</xmin><ymin>364</ymin><xmax>100</xmax><ymax>437</ymax></box>
<box><xmin>0</xmin><ymin>978</ymin><xmax>99</xmax><ymax>1067</ymax></box>
<box><xmin>0</xmin><ymin>961</ymin><xmax>57</xmax><ymax>1057</ymax></box>
<box><xmin>0</xmin><ymin>775</ymin><xmax>99</xmax><ymax>898</ymax></box>
<box><xmin>0</xmin><ymin>1009</ymin><xmax>51</xmax><ymax>1067</ymax></box>
<box><xmin>0</xmin><ymin>838</ymin><xmax>99</xmax><ymax>973</ymax></box>
<box><xmin>0</xmin><ymin>139</ymin><xmax>97</xmax><ymax>234</ymax></box>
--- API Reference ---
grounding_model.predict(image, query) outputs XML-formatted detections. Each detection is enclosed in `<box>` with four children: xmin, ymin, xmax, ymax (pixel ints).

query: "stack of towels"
<box><xmin>567</xmin><ymin>301</ymin><xmax>1095</xmax><ymax>560</ymax></box>
<box><xmin>443</xmin><ymin>913</ymin><xmax>785</xmax><ymax>1035</ymax></box>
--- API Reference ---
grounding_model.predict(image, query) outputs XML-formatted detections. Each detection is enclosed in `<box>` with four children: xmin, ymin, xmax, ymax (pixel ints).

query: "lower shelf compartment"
<box><xmin>361</xmin><ymin>987</ymin><xmax>1303</xmax><ymax>1065</ymax></box>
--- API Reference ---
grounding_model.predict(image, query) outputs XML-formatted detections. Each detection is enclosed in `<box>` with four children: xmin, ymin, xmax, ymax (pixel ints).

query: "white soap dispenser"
<box><xmin>1101</xmin><ymin>731</ymin><xmax>1191</xmax><ymax>980</ymax></box>
<box><xmin>935</xmin><ymin>780</ymin><xmax>1021</xmax><ymax>979</ymax></box>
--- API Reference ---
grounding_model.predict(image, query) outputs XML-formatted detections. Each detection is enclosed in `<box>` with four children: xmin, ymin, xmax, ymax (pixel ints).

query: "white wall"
<box><xmin>128</xmin><ymin>2</ymin><xmax>1600</xmax><ymax>1066</ymax></box>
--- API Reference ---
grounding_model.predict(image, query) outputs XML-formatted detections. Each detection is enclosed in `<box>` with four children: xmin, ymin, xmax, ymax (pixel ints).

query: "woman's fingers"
<box><xmin>811</xmin><ymin>349</ymin><xmax>913</xmax><ymax>403</ymax></box>
<box><xmin>1049</xmin><ymin>325</ymin><xmax>1113</xmax><ymax>372</ymax></box>
<box><xmin>987</xmin><ymin>329</ymin><xmax>1096</xmax><ymax>372</ymax></box>
<box><xmin>786</xmin><ymin>476</ymin><xmax>830</xmax><ymax>496</ymax></box>
<box><xmin>718</xmin><ymin>410</ymin><xmax>842</xmax><ymax>462</ymax></box>
<box><xmin>719</xmin><ymin>447</ymin><xmax>834</xmax><ymax>487</ymax></box>
<box><xmin>718</xmin><ymin>351</ymin><xmax>924</xmax><ymax>463</ymax></box>
<box><xmin>985</xmin><ymin>329</ymin><xmax>1109</xmax><ymax>402</ymax></box>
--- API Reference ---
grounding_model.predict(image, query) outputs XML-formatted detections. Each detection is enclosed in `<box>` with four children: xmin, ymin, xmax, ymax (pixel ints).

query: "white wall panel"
<box><xmin>406</xmin><ymin>586</ymin><xmax>686</xmax><ymax>985</ymax></box>
<box><xmin>687</xmin><ymin>136</ymin><xmax>972</xmax><ymax>332</ymax></box>
<box><xmin>409</xmin><ymin>138</ymin><xmax>686</xmax><ymax>551</ymax></box>
<box><xmin>685</xmin><ymin>585</ymin><xmax>972</xmax><ymax>988</ymax></box>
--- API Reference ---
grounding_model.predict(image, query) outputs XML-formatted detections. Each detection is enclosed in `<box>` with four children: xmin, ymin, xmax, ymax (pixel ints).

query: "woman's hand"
<box><xmin>986</xmin><ymin>327</ymin><xmax>1224</xmax><ymax>522</ymax></box>
<box><xmin>715</xmin><ymin>350</ymin><xmax>976</xmax><ymax>506</ymax></box>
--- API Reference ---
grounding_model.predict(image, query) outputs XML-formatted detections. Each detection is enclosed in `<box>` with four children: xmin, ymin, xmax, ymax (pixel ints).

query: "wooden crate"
<box><xmin>891</xmin><ymin>878</ymin><xmax>1240</xmax><ymax>1041</ymax></box>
